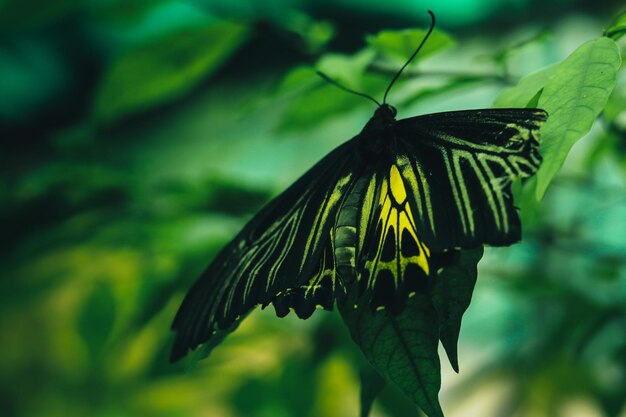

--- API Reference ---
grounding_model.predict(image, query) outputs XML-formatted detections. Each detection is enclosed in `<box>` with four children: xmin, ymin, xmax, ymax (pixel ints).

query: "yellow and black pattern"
<box><xmin>170</xmin><ymin>106</ymin><xmax>547</xmax><ymax>361</ymax></box>
<box><xmin>358</xmin><ymin>165</ymin><xmax>432</xmax><ymax>313</ymax></box>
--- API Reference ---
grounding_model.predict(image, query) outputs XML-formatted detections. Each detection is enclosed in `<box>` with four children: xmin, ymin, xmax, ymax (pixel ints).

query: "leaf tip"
<box><xmin>441</xmin><ymin>340</ymin><xmax>460</xmax><ymax>373</ymax></box>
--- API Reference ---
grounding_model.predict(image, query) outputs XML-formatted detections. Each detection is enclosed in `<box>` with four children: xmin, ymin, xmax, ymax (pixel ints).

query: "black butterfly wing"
<box><xmin>354</xmin><ymin>108</ymin><xmax>546</xmax><ymax>311</ymax></box>
<box><xmin>394</xmin><ymin>108</ymin><xmax>547</xmax><ymax>249</ymax></box>
<box><xmin>170</xmin><ymin>141</ymin><xmax>357</xmax><ymax>361</ymax></box>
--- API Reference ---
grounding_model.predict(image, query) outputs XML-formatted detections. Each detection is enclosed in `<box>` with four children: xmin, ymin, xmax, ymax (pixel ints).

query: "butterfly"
<box><xmin>170</xmin><ymin>11</ymin><xmax>547</xmax><ymax>362</ymax></box>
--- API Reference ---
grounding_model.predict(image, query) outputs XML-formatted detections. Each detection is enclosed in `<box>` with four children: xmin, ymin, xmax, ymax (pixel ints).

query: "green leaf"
<box><xmin>359</xmin><ymin>365</ymin><xmax>387</xmax><ymax>417</ymax></box>
<box><xmin>525</xmin><ymin>89</ymin><xmax>543</xmax><ymax>108</ymax></box>
<box><xmin>340</xmin><ymin>293</ymin><xmax>444</xmax><ymax>417</ymax></box>
<box><xmin>276</xmin><ymin>66</ymin><xmax>320</xmax><ymax>96</ymax></box>
<box><xmin>490</xmin><ymin>29</ymin><xmax>552</xmax><ymax>66</ymax></box>
<box><xmin>277</xmin><ymin>83</ymin><xmax>366</xmax><ymax>131</ymax></box>
<box><xmin>0</xmin><ymin>0</ymin><xmax>83</xmax><ymax>31</ymax></box>
<box><xmin>431</xmin><ymin>247</ymin><xmax>483</xmax><ymax>373</ymax></box>
<box><xmin>279</xmin><ymin>11</ymin><xmax>334</xmax><ymax>54</ymax></box>
<box><xmin>366</xmin><ymin>29</ymin><xmax>455</xmax><ymax>63</ymax></box>
<box><xmin>493</xmin><ymin>64</ymin><xmax>557</xmax><ymax>108</ymax></box>
<box><xmin>276</xmin><ymin>49</ymin><xmax>383</xmax><ymax>132</ymax></box>
<box><xmin>316</xmin><ymin>49</ymin><xmax>377</xmax><ymax>89</ymax></box>
<box><xmin>603</xmin><ymin>77</ymin><xmax>626</xmax><ymax>123</ymax></box>
<box><xmin>93</xmin><ymin>22</ymin><xmax>248</xmax><ymax>124</ymax></box>
<box><xmin>535</xmin><ymin>37</ymin><xmax>621</xmax><ymax>200</ymax></box>
<box><xmin>276</xmin><ymin>73</ymin><xmax>387</xmax><ymax>132</ymax></box>
<box><xmin>605</xmin><ymin>10</ymin><xmax>626</xmax><ymax>40</ymax></box>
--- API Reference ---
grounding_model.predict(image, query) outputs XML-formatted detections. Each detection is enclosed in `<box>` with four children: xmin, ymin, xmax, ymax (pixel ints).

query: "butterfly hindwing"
<box><xmin>271</xmin><ymin>236</ymin><xmax>337</xmax><ymax>319</ymax></box>
<box><xmin>170</xmin><ymin>142</ymin><xmax>357</xmax><ymax>361</ymax></box>
<box><xmin>274</xmin><ymin>171</ymin><xmax>375</xmax><ymax>317</ymax></box>
<box><xmin>395</xmin><ymin>108</ymin><xmax>547</xmax><ymax>249</ymax></box>
<box><xmin>352</xmin><ymin>167</ymin><xmax>433</xmax><ymax>313</ymax></box>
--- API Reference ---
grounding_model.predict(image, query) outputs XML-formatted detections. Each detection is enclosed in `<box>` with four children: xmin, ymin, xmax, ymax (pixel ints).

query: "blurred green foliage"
<box><xmin>1</xmin><ymin>1</ymin><xmax>626</xmax><ymax>417</ymax></box>
<box><xmin>94</xmin><ymin>21</ymin><xmax>248</xmax><ymax>124</ymax></box>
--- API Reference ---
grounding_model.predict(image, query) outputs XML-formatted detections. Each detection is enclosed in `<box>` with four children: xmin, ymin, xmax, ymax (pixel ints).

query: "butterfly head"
<box><xmin>365</xmin><ymin>103</ymin><xmax>397</xmax><ymax>133</ymax></box>
<box><xmin>374</xmin><ymin>104</ymin><xmax>397</xmax><ymax>121</ymax></box>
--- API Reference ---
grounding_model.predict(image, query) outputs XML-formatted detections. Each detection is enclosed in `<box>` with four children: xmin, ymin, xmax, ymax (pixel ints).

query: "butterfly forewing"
<box><xmin>349</xmin><ymin>108</ymin><xmax>546</xmax><ymax>312</ymax></box>
<box><xmin>170</xmin><ymin>142</ymin><xmax>357</xmax><ymax>361</ymax></box>
<box><xmin>395</xmin><ymin>108</ymin><xmax>547</xmax><ymax>249</ymax></box>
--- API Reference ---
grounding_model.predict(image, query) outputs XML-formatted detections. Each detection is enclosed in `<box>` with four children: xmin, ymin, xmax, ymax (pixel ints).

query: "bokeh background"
<box><xmin>2</xmin><ymin>1</ymin><xmax>626</xmax><ymax>416</ymax></box>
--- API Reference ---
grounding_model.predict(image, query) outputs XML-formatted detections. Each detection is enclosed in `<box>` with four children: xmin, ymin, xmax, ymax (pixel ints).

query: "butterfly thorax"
<box><xmin>357</xmin><ymin>104</ymin><xmax>397</xmax><ymax>162</ymax></box>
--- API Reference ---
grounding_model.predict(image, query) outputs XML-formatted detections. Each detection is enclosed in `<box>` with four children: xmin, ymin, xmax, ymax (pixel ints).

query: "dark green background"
<box><xmin>2</xmin><ymin>1</ymin><xmax>625</xmax><ymax>416</ymax></box>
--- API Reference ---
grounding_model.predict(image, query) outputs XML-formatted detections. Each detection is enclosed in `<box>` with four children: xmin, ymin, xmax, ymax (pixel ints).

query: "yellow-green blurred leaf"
<box><xmin>77</xmin><ymin>281</ymin><xmax>117</xmax><ymax>360</ymax></box>
<box><xmin>93</xmin><ymin>22</ymin><xmax>248</xmax><ymax>124</ymax></box>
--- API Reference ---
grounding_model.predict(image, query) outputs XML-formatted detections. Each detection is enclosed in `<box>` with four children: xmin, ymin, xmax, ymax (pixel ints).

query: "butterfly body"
<box><xmin>170</xmin><ymin>104</ymin><xmax>547</xmax><ymax>362</ymax></box>
<box><xmin>357</xmin><ymin>104</ymin><xmax>399</xmax><ymax>161</ymax></box>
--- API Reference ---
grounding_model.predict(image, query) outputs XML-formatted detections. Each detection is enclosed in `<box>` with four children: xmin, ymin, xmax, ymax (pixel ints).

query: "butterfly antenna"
<box><xmin>315</xmin><ymin>71</ymin><xmax>381</xmax><ymax>106</ymax></box>
<box><xmin>382</xmin><ymin>10</ymin><xmax>436</xmax><ymax>104</ymax></box>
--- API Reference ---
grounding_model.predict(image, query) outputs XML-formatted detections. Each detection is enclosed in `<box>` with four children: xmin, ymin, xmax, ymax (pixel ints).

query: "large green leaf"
<box><xmin>535</xmin><ymin>37</ymin><xmax>621</xmax><ymax>199</ymax></box>
<box><xmin>340</xmin><ymin>293</ymin><xmax>444</xmax><ymax>417</ymax></box>
<box><xmin>93</xmin><ymin>22</ymin><xmax>248</xmax><ymax>124</ymax></box>
<box><xmin>431</xmin><ymin>248</ymin><xmax>483</xmax><ymax>373</ymax></box>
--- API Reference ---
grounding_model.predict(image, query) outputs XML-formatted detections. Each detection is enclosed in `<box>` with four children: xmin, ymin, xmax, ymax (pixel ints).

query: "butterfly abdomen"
<box><xmin>334</xmin><ymin>176</ymin><xmax>371</xmax><ymax>286</ymax></box>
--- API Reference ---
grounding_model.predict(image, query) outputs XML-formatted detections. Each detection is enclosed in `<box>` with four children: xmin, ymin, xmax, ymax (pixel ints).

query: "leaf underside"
<box><xmin>340</xmin><ymin>291</ymin><xmax>445</xmax><ymax>417</ymax></box>
<box><xmin>340</xmin><ymin>246</ymin><xmax>483</xmax><ymax>417</ymax></box>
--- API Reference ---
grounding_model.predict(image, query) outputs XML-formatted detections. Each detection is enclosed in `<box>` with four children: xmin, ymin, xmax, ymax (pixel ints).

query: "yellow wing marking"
<box><xmin>389</xmin><ymin>164</ymin><xmax>407</xmax><ymax>203</ymax></box>
<box><xmin>365</xmin><ymin>165</ymin><xmax>431</xmax><ymax>291</ymax></box>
